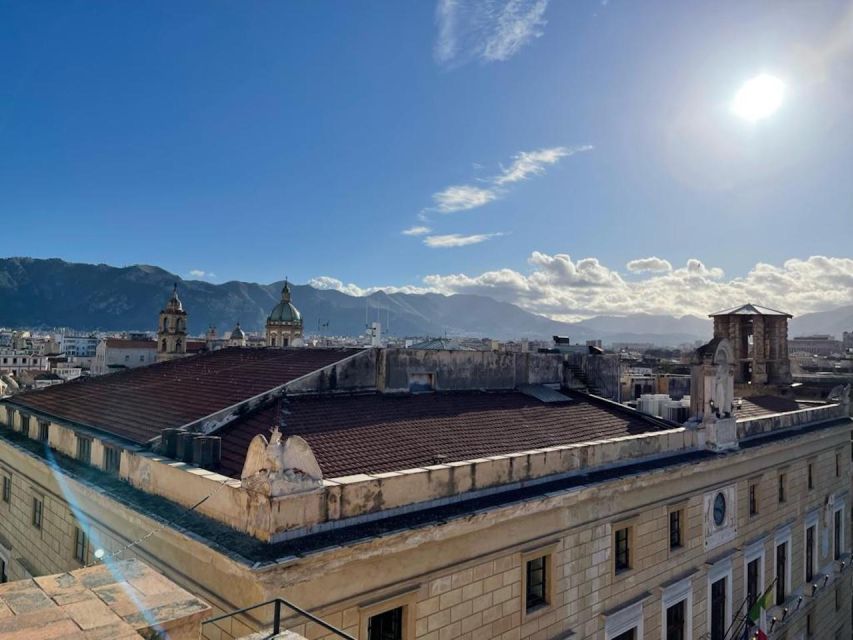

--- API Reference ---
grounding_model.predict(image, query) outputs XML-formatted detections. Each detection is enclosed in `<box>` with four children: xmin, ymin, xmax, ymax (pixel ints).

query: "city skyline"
<box><xmin>2</xmin><ymin>1</ymin><xmax>853</xmax><ymax>320</ymax></box>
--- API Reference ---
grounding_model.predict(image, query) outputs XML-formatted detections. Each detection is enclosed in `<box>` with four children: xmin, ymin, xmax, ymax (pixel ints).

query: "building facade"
<box><xmin>0</xmin><ymin>338</ymin><xmax>850</xmax><ymax>640</ymax></box>
<box><xmin>92</xmin><ymin>338</ymin><xmax>158</xmax><ymax>375</ymax></box>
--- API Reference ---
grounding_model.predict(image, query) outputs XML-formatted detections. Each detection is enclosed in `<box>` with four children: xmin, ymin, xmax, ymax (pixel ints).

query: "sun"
<box><xmin>731</xmin><ymin>74</ymin><xmax>786</xmax><ymax>122</ymax></box>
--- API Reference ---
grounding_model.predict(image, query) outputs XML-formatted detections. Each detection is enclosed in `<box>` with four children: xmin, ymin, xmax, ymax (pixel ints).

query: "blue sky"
<box><xmin>2</xmin><ymin>1</ymin><xmax>852</xmax><ymax>319</ymax></box>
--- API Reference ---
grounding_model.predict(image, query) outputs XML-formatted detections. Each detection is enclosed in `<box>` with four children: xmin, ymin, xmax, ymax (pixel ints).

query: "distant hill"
<box><xmin>0</xmin><ymin>257</ymin><xmax>580</xmax><ymax>340</ymax></box>
<box><xmin>4</xmin><ymin>257</ymin><xmax>846</xmax><ymax>345</ymax></box>
<box><xmin>789</xmin><ymin>305</ymin><xmax>853</xmax><ymax>339</ymax></box>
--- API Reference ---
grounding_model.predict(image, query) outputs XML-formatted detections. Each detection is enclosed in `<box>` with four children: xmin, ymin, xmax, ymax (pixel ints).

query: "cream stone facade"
<box><xmin>0</xmin><ymin>340</ymin><xmax>850</xmax><ymax>640</ymax></box>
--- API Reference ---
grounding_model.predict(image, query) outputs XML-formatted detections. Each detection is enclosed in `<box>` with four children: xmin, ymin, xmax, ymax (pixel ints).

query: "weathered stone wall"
<box><xmin>380</xmin><ymin>349</ymin><xmax>562</xmax><ymax>393</ymax></box>
<box><xmin>253</xmin><ymin>418</ymin><xmax>852</xmax><ymax>640</ymax></box>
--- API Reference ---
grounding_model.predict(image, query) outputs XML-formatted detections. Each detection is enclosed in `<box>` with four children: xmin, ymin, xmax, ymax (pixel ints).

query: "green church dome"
<box><xmin>267</xmin><ymin>280</ymin><xmax>302</xmax><ymax>324</ymax></box>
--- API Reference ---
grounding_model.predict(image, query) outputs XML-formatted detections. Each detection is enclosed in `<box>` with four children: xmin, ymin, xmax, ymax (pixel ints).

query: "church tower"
<box><xmin>156</xmin><ymin>283</ymin><xmax>188</xmax><ymax>362</ymax></box>
<box><xmin>266</xmin><ymin>279</ymin><xmax>303</xmax><ymax>347</ymax></box>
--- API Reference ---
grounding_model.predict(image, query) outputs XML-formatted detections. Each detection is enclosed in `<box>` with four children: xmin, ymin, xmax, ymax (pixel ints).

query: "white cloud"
<box><xmin>402</xmin><ymin>225</ymin><xmax>432</xmax><ymax>236</ymax></box>
<box><xmin>419</xmin><ymin>254</ymin><xmax>853</xmax><ymax>319</ymax></box>
<box><xmin>311</xmin><ymin>255</ymin><xmax>853</xmax><ymax>320</ymax></box>
<box><xmin>435</xmin><ymin>0</ymin><xmax>549</xmax><ymax>67</ymax></box>
<box><xmin>423</xmin><ymin>232</ymin><xmax>502</xmax><ymax>248</ymax></box>
<box><xmin>432</xmin><ymin>185</ymin><xmax>498</xmax><ymax>213</ymax></box>
<box><xmin>188</xmin><ymin>269</ymin><xmax>216</xmax><ymax>279</ymax></box>
<box><xmin>308</xmin><ymin>276</ymin><xmax>428</xmax><ymax>297</ymax></box>
<box><xmin>626</xmin><ymin>257</ymin><xmax>673</xmax><ymax>273</ymax></box>
<box><xmin>426</xmin><ymin>145</ymin><xmax>590</xmax><ymax>216</ymax></box>
<box><xmin>494</xmin><ymin>146</ymin><xmax>590</xmax><ymax>185</ymax></box>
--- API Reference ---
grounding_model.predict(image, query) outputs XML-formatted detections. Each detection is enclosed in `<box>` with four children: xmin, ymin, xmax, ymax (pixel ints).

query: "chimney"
<box><xmin>193</xmin><ymin>436</ymin><xmax>222</xmax><ymax>470</ymax></box>
<box><xmin>175</xmin><ymin>431</ymin><xmax>196</xmax><ymax>463</ymax></box>
<box><xmin>161</xmin><ymin>428</ymin><xmax>180</xmax><ymax>458</ymax></box>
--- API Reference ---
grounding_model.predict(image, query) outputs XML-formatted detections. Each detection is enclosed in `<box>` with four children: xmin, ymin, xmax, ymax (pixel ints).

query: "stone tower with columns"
<box><xmin>156</xmin><ymin>283</ymin><xmax>188</xmax><ymax>362</ymax></box>
<box><xmin>266</xmin><ymin>280</ymin><xmax>303</xmax><ymax>348</ymax></box>
<box><xmin>709</xmin><ymin>303</ymin><xmax>792</xmax><ymax>388</ymax></box>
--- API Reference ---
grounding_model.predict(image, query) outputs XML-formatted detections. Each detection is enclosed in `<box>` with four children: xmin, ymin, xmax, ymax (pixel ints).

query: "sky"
<box><xmin>2</xmin><ymin>0</ymin><xmax>852</xmax><ymax>320</ymax></box>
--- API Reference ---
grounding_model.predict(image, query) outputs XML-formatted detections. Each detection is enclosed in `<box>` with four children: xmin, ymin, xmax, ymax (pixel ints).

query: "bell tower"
<box><xmin>157</xmin><ymin>283</ymin><xmax>188</xmax><ymax>362</ymax></box>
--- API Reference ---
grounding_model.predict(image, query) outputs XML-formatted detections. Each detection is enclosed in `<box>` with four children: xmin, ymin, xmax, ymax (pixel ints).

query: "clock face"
<box><xmin>713</xmin><ymin>493</ymin><xmax>726</xmax><ymax>526</ymax></box>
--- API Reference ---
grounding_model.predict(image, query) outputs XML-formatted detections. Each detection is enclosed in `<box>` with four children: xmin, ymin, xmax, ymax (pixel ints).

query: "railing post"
<box><xmin>273</xmin><ymin>599</ymin><xmax>282</xmax><ymax>635</ymax></box>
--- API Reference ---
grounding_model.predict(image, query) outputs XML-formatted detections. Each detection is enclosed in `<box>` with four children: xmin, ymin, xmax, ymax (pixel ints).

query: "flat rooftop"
<box><xmin>217</xmin><ymin>390</ymin><xmax>671</xmax><ymax>478</ymax></box>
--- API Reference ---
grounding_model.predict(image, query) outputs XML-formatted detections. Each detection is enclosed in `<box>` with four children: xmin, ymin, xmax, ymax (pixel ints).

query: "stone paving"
<box><xmin>0</xmin><ymin>559</ymin><xmax>210</xmax><ymax>639</ymax></box>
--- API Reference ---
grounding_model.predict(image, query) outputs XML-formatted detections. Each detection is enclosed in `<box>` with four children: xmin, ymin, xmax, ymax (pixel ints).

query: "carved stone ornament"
<box><xmin>240</xmin><ymin>426</ymin><xmax>323</xmax><ymax>497</ymax></box>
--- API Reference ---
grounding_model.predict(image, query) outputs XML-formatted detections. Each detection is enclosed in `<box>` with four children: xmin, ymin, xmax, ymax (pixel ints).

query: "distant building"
<box><xmin>265</xmin><ymin>280</ymin><xmax>303</xmax><ymax>347</ymax></box>
<box><xmin>156</xmin><ymin>283</ymin><xmax>188</xmax><ymax>362</ymax></box>
<box><xmin>709</xmin><ymin>303</ymin><xmax>792</xmax><ymax>387</ymax></box>
<box><xmin>92</xmin><ymin>338</ymin><xmax>157</xmax><ymax>375</ymax></box>
<box><xmin>0</xmin><ymin>350</ymin><xmax>49</xmax><ymax>376</ymax></box>
<box><xmin>844</xmin><ymin>330</ymin><xmax>853</xmax><ymax>352</ymax></box>
<box><xmin>789</xmin><ymin>334</ymin><xmax>843</xmax><ymax>356</ymax></box>
<box><xmin>228</xmin><ymin>323</ymin><xmax>247</xmax><ymax>347</ymax></box>
<box><xmin>60</xmin><ymin>334</ymin><xmax>99</xmax><ymax>358</ymax></box>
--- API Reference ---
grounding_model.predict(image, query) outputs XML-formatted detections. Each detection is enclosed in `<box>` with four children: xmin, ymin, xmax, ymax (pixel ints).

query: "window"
<box><xmin>605</xmin><ymin>600</ymin><xmax>643</xmax><ymax>640</ymax></box>
<box><xmin>77</xmin><ymin>437</ymin><xmax>92</xmax><ymax>464</ymax></box>
<box><xmin>367</xmin><ymin>607</ymin><xmax>403</xmax><ymax>640</ymax></box>
<box><xmin>775</xmin><ymin>542</ymin><xmax>788</xmax><ymax>605</ymax></box>
<box><xmin>749</xmin><ymin>482</ymin><xmax>758</xmax><ymax>516</ymax></box>
<box><xmin>710</xmin><ymin>577</ymin><xmax>727</xmax><ymax>640</ymax></box>
<box><xmin>20</xmin><ymin>414</ymin><xmax>30</xmax><ymax>438</ymax></box>
<box><xmin>669</xmin><ymin>509</ymin><xmax>683</xmax><ymax>550</ymax></box>
<box><xmin>38</xmin><ymin>421</ymin><xmax>49</xmax><ymax>443</ymax></box>
<box><xmin>615</xmin><ymin>527</ymin><xmax>631</xmax><ymax>573</ymax></box>
<box><xmin>834</xmin><ymin>509</ymin><xmax>843</xmax><ymax>560</ymax></box>
<box><xmin>665</xmin><ymin>599</ymin><xmax>685</xmax><ymax>640</ymax></box>
<box><xmin>525</xmin><ymin>555</ymin><xmax>547</xmax><ymax>612</ymax></box>
<box><xmin>0</xmin><ymin>558</ymin><xmax>6</xmax><ymax>583</ymax></box>
<box><xmin>805</xmin><ymin>525</ymin><xmax>816</xmax><ymax>583</ymax></box>
<box><xmin>778</xmin><ymin>473</ymin><xmax>786</xmax><ymax>503</ymax></box>
<box><xmin>1</xmin><ymin>475</ymin><xmax>10</xmax><ymax>503</ymax></box>
<box><xmin>836</xmin><ymin>451</ymin><xmax>841</xmax><ymax>477</ymax></box>
<box><xmin>73</xmin><ymin>526</ymin><xmax>89</xmax><ymax>564</ymax></box>
<box><xmin>807</xmin><ymin>463</ymin><xmax>814</xmax><ymax>490</ymax></box>
<box><xmin>807</xmin><ymin>613</ymin><xmax>813</xmax><ymax>637</ymax></box>
<box><xmin>104</xmin><ymin>446</ymin><xmax>121</xmax><ymax>475</ymax></box>
<box><xmin>746</xmin><ymin>558</ymin><xmax>760</xmax><ymax>609</ymax></box>
<box><xmin>32</xmin><ymin>497</ymin><xmax>43</xmax><ymax>529</ymax></box>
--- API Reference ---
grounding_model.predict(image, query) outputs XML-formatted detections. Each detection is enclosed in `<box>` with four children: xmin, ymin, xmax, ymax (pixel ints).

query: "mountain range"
<box><xmin>0</xmin><ymin>257</ymin><xmax>849</xmax><ymax>346</ymax></box>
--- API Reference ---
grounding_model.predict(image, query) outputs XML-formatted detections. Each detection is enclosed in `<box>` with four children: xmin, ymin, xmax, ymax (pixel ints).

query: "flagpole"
<box><xmin>726</xmin><ymin>576</ymin><xmax>778</xmax><ymax>640</ymax></box>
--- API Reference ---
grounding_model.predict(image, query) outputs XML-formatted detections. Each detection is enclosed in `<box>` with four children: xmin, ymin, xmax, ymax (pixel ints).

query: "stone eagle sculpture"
<box><xmin>240</xmin><ymin>426</ymin><xmax>323</xmax><ymax>496</ymax></box>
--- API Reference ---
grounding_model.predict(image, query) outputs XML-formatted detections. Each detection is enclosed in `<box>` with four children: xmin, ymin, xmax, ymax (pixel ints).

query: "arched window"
<box><xmin>176</xmin><ymin>339</ymin><xmax>182</xmax><ymax>351</ymax></box>
<box><xmin>161</xmin><ymin>339</ymin><xmax>167</xmax><ymax>352</ymax></box>
<box><xmin>162</xmin><ymin>318</ymin><xmax>168</xmax><ymax>331</ymax></box>
<box><xmin>282</xmin><ymin>338</ymin><xmax>289</xmax><ymax>347</ymax></box>
<box><xmin>270</xmin><ymin>336</ymin><xmax>277</xmax><ymax>347</ymax></box>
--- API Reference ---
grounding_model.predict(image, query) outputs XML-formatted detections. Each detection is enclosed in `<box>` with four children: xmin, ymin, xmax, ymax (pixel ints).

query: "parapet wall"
<box><xmin>380</xmin><ymin>349</ymin><xmax>562</xmax><ymax>393</ymax></box>
<box><xmin>736</xmin><ymin>402</ymin><xmax>847</xmax><ymax>440</ymax></box>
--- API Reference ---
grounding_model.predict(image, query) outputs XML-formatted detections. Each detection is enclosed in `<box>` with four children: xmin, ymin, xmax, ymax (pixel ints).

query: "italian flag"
<box><xmin>747</xmin><ymin>592</ymin><xmax>769</xmax><ymax>640</ymax></box>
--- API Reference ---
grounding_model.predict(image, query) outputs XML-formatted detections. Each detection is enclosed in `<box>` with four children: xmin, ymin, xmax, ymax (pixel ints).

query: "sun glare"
<box><xmin>731</xmin><ymin>74</ymin><xmax>785</xmax><ymax>122</ymax></box>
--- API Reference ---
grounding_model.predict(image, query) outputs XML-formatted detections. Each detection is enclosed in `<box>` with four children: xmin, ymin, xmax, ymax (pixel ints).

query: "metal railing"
<box><xmin>203</xmin><ymin>597</ymin><xmax>357</xmax><ymax>640</ymax></box>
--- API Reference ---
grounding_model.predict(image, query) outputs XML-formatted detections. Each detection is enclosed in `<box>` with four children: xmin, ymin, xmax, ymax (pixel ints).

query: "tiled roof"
<box><xmin>735</xmin><ymin>395</ymin><xmax>809</xmax><ymax>419</ymax></box>
<box><xmin>6</xmin><ymin>347</ymin><xmax>363</xmax><ymax>444</ymax></box>
<box><xmin>104</xmin><ymin>339</ymin><xmax>157</xmax><ymax>349</ymax></box>
<box><xmin>216</xmin><ymin>391</ymin><xmax>668</xmax><ymax>479</ymax></box>
<box><xmin>709</xmin><ymin>303</ymin><xmax>792</xmax><ymax>317</ymax></box>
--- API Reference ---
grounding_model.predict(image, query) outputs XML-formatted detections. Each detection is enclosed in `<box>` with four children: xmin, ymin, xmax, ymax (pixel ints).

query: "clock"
<box><xmin>713</xmin><ymin>492</ymin><xmax>727</xmax><ymax>526</ymax></box>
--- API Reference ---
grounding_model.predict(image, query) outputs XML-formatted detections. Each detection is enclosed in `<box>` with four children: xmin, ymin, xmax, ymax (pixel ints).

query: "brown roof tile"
<box><xmin>7</xmin><ymin>348</ymin><xmax>363</xmax><ymax>444</ymax></box>
<box><xmin>216</xmin><ymin>391</ymin><xmax>666</xmax><ymax>479</ymax></box>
